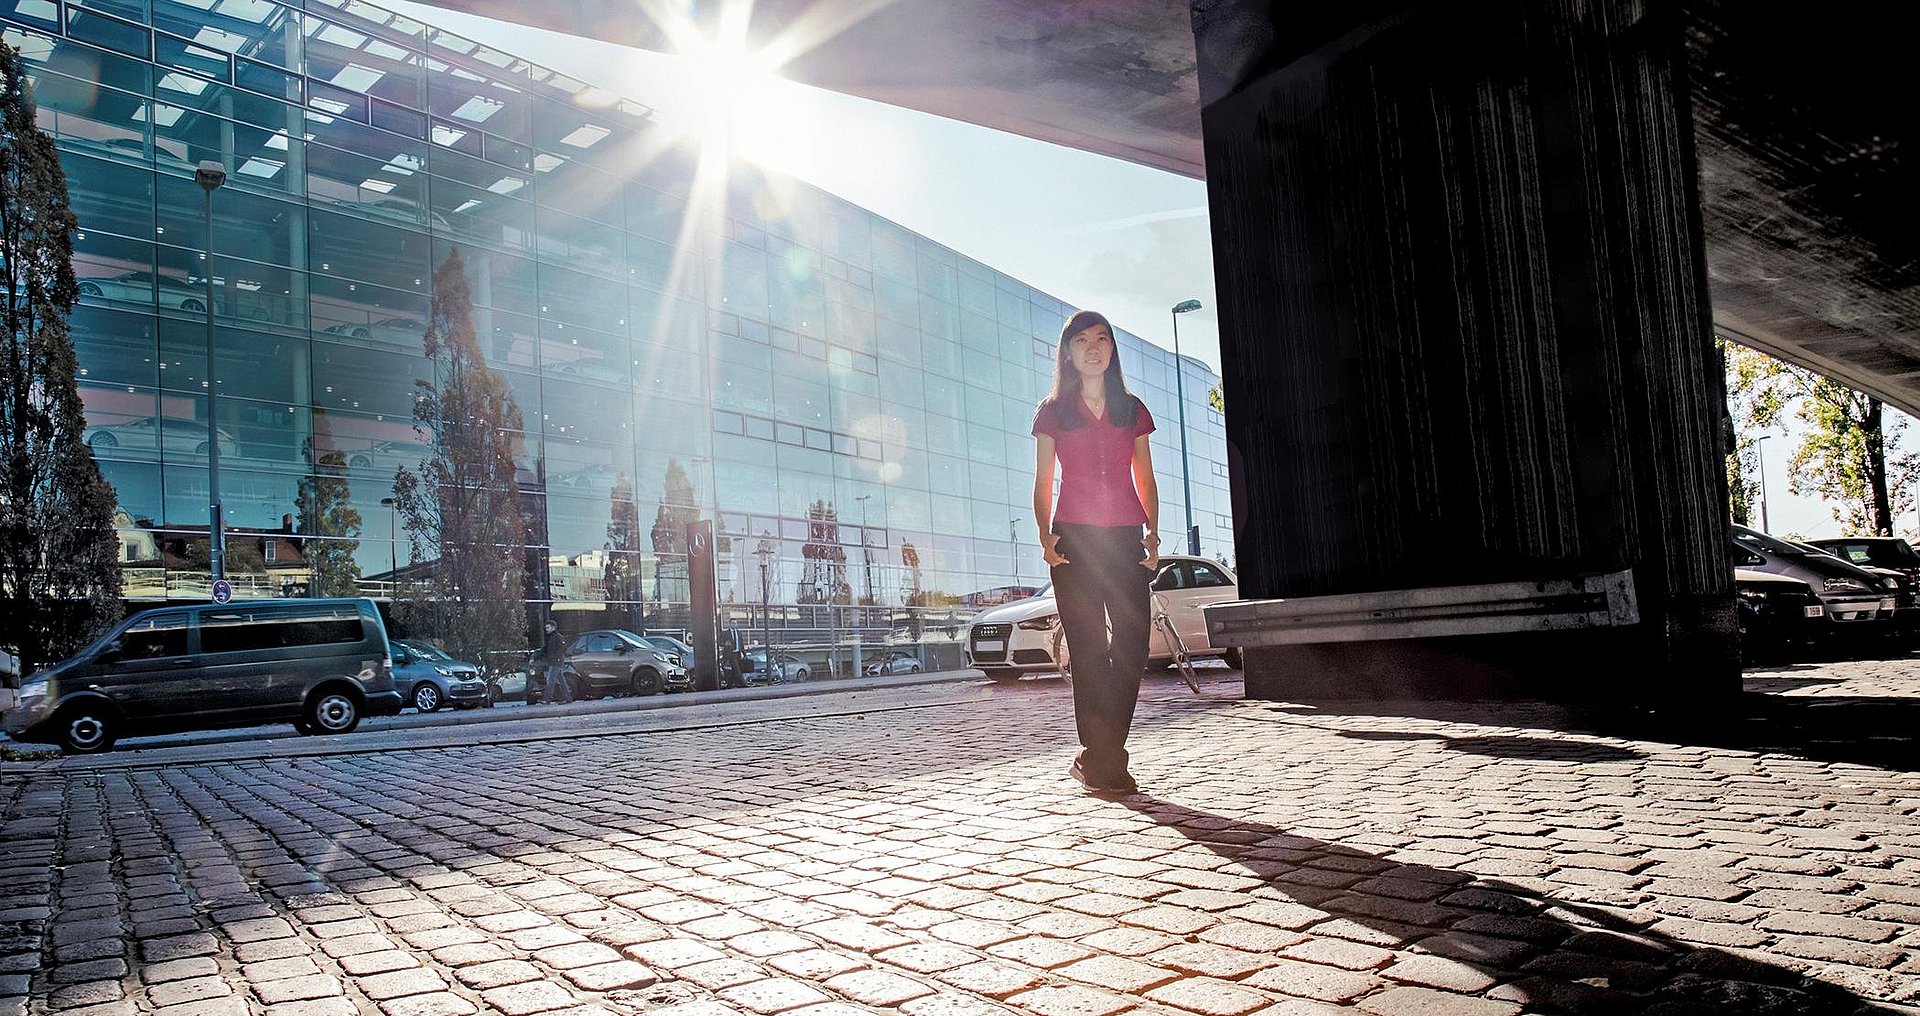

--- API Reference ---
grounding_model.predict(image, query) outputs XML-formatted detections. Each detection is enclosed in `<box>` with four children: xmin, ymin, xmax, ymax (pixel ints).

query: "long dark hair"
<box><xmin>1040</xmin><ymin>310</ymin><xmax>1136</xmax><ymax>430</ymax></box>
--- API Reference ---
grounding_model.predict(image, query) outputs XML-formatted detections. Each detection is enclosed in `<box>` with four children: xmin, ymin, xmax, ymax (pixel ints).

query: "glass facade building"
<box><xmin>2</xmin><ymin>0</ymin><xmax>1230</xmax><ymax>660</ymax></box>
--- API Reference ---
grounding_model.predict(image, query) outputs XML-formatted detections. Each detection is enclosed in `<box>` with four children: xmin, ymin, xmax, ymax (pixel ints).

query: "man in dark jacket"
<box><xmin>539</xmin><ymin>620</ymin><xmax>571</xmax><ymax>704</ymax></box>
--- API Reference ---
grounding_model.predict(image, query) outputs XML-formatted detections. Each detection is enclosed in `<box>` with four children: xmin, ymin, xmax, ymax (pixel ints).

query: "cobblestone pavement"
<box><xmin>2</xmin><ymin>663</ymin><xmax>1918</xmax><ymax>1016</ymax></box>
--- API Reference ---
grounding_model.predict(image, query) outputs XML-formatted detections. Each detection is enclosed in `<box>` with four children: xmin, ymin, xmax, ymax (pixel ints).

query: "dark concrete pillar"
<box><xmin>1193</xmin><ymin>0</ymin><xmax>1738</xmax><ymax>701</ymax></box>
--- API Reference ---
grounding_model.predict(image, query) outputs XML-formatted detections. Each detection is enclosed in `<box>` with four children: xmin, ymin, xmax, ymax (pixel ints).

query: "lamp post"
<box><xmin>1009</xmin><ymin>518</ymin><xmax>1021</xmax><ymax>588</ymax></box>
<box><xmin>1170</xmin><ymin>299</ymin><xmax>1203</xmax><ymax>555</ymax></box>
<box><xmin>855</xmin><ymin>493</ymin><xmax>873</xmax><ymax>607</ymax></box>
<box><xmin>755</xmin><ymin>531</ymin><xmax>774</xmax><ymax>667</ymax></box>
<box><xmin>379</xmin><ymin>497</ymin><xmax>399</xmax><ymax>593</ymax></box>
<box><xmin>197</xmin><ymin>160</ymin><xmax>228</xmax><ymax>585</ymax></box>
<box><xmin>1754</xmin><ymin>434</ymin><xmax>1772</xmax><ymax>532</ymax></box>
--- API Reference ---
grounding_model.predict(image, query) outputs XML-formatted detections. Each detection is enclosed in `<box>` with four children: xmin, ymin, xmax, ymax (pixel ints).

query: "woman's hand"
<box><xmin>1042</xmin><ymin>531</ymin><xmax>1070</xmax><ymax>567</ymax></box>
<box><xmin>1142</xmin><ymin>530</ymin><xmax>1161</xmax><ymax>570</ymax></box>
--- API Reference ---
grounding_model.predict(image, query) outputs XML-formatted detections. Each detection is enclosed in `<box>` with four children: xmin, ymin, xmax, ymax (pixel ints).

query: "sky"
<box><xmin>381</xmin><ymin>1</ymin><xmax>1908</xmax><ymax>543</ymax></box>
<box><xmin>384</xmin><ymin>1</ymin><xmax>1223</xmax><ymax>377</ymax></box>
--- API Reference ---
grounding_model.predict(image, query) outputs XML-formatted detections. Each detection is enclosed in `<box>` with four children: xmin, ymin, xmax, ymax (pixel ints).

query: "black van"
<box><xmin>3</xmin><ymin>598</ymin><xmax>402</xmax><ymax>754</ymax></box>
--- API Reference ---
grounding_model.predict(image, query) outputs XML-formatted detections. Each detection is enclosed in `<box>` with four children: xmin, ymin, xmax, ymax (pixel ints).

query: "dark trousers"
<box><xmin>1050</xmin><ymin>522</ymin><xmax>1151</xmax><ymax>776</ymax></box>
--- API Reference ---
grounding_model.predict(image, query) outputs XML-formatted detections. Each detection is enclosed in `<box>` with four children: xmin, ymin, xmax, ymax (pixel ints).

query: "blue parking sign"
<box><xmin>212</xmin><ymin>578</ymin><xmax>233</xmax><ymax>604</ymax></box>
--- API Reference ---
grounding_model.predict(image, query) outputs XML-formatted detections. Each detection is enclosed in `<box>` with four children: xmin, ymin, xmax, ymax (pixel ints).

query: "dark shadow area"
<box><xmin>1439</xmin><ymin>736</ymin><xmax>1645</xmax><ymax>762</ymax></box>
<box><xmin>1268</xmin><ymin>689</ymin><xmax>1920</xmax><ymax>773</ymax></box>
<box><xmin>1333</xmin><ymin>730</ymin><xmax>1646</xmax><ymax>761</ymax></box>
<box><xmin>1122</xmin><ymin>796</ymin><xmax>1889</xmax><ymax>1016</ymax></box>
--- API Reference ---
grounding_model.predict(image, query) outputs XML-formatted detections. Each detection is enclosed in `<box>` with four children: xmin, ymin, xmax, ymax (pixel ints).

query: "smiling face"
<box><xmin>1065</xmin><ymin>322</ymin><xmax>1115</xmax><ymax>383</ymax></box>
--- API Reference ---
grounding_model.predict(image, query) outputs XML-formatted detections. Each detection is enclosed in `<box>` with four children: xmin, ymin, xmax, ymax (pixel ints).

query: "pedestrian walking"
<box><xmin>1031</xmin><ymin>309</ymin><xmax>1159</xmax><ymax>794</ymax></box>
<box><xmin>538</xmin><ymin>619</ymin><xmax>571</xmax><ymax>704</ymax></box>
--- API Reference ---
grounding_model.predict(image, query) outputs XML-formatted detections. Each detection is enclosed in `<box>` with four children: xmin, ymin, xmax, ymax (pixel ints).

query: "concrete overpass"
<box><xmin>430</xmin><ymin>0</ymin><xmax>1916</xmax><ymax>419</ymax></box>
<box><xmin>425</xmin><ymin>0</ymin><xmax>1914</xmax><ymax>701</ymax></box>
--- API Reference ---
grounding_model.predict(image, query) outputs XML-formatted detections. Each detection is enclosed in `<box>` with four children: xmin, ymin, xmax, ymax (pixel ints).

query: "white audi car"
<box><xmin>964</xmin><ymin>555</ymin><xmax>1243</xmax><ymax>683</ymax></box>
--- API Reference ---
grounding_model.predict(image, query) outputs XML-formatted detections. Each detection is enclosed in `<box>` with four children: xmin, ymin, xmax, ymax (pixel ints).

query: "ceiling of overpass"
<box><xmin>422</xmin><ymin>0</ymin><xmax>1917</xmax><ymax>416</ymax></box>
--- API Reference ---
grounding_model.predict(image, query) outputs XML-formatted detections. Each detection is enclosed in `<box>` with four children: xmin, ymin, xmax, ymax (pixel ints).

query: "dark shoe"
<box><xmin>1070</xmin><ymin>755</ymin><xmax>1139</xmax><ymax>795</ymax></box>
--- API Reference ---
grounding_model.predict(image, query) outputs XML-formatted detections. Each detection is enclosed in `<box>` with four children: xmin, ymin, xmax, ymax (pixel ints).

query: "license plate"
<box><xmin>975</xmin><ymin>640</ymin><xmax>1004</xmax><ymax>653</ymax></box>
<box><xmin>1804</xmin><ymin>605</ymin><xmax>1825</xmax><ymax>618</ymax></box>
<box><xmin>1881</xmin><ymin>597</ymin><xmax>1897</xmax><ymax>611</ymax></box>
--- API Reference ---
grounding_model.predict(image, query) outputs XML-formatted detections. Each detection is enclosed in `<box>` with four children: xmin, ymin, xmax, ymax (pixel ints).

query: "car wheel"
<box><xmin>78</xmin><ymin>281</ymin><xmax>103</xmax><ymax>297</ymax></box>
<box><xmin>412</xmin><ymin>683</ymin><xmax>442</xmax><ymax>712</ymax></box>
<box><xmin>180</xmin><ymin>297</ymin><xmax>205</xmax><ymax>313</ymax></box>
<box><xmin>54</xmin><ymin>703</ymin><xmax>117</xmax><ymax>754</ymax></box>
<box><xmin>194</xmin><ymin>441</ymin><xmax>210</xmax><ymax>455</ymax></box>
<box><xmin>348</xmin><ymin>454</ymin><xmax>373</xmax><ymax>468</ymax></box>
<box><xmin>793</xmin><ymin>668</ymin><xmax>809</xmax><ymax>682</ymax></box>
<box><xmin>305</xmin><ymin>688</ymin><xmax>361</xmax><ymax>735</ymax></box>
<box><xmin>1224</xmin><ymin>647</ymin><xmax>1244</xmax><ymax>670</ymax></box>
<box><xmin>984</xmin><ymin>668</ymin><xmax>1023</xmax><ymax>684</ymax></box>
<box><xmin>909</xmin><ymin>664</ymin><xmax>921</xmax><ymax>673</ymax></box>
<box><xmin>635</xmin><ymin>667</ymin><xmax>661</xmax><ymax>695</ymax></box>
<box><xmin>88</xmin><ymin>432</ymin><xmax>118</xmax><ymax>449</ymax></box>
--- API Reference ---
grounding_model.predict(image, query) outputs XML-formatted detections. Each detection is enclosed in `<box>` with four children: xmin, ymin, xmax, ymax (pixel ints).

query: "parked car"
<box><xmin>633</xmin><ymin>635</ymin><xmax>698</xmax><ymax>691</ymax></box>
<box><xmin>864</xmin><ymin>650</ymin><xmax>923</xmax><ymax>676</ymax></box>
<box><xmin>1732</xmin><ymin>525</ymin><xmax>1895</xmax><ymax>652</ymax></box>
<box><xmin>1735</xmin><ymin>568</ymin><xmax>1827</xmax><ymax>660</ymax></box>
<box><xmin>76</xmin><ymin>270</ymin><xmax>206</xmax><ymax>312</ymax></box>
<box><xmin>1</xmin><ymin>598</ymin><xmax>401</xmax><ymax>754</ymax></box>
<box><xmin>542</xmin><ymin>629</ymin><xmax>686</xmax><ymax>698</ymax></box>
<box><xmin>964</xmin><ymin>555</ymin><xmax>1243</xmax><ymax>683</ymax></box>
<box><xmin>84</xmin><ymin>416</ymin><xmax>238</xmax><ymax>458</ymax></box>
<box><xmin>390</xmin><ymin>638</ymin><xmax>487</xmax><ymax>712</ymax></box>
<box><xmin>1803</xmin><ymin>536</ymin><xmax>1920</xmax><ymax>636</ymax></box>
<box><xmin>739</xmin><ymin>650</ymin><xmax>809</xmax><ymax>685</ymax></box>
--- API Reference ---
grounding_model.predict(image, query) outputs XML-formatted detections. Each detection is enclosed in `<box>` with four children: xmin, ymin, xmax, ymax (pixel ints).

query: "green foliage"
<box><xmin>298</xmin><ymin>449</ymin><xmax>362</xmax><ymax>597</ymax></box>
<box><xmin>390</xmin><ymin>248</ymin><xmax>529</xmax><ymax>665</ymax></box>
<box><xmin>1725</xmin><ymin>341</ymin><xmax>1915</xmax><ymax>536</ymax></box>
<box><xmin>1</xmin><ymin>41</ymin><xmax>122</xmax><ymax>671</ymax></box>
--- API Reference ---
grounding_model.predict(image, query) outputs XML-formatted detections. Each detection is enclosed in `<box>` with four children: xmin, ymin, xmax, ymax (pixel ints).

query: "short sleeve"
<box><xmin>1132</xmin><ymin>397</ymin><xmax>1155</xmax><ymax>437</ymax></box>
<box><xmin>1031</xmin><ymin>401</ymin><xmax>1060</xmax><ymax>438</ymax></box>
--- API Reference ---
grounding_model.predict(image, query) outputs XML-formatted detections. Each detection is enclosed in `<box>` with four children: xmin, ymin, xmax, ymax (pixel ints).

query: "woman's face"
<box><xmin>1065</xmin><ymin>323</ymin><xmax>1114</xmax><ymax>381</ymax></box>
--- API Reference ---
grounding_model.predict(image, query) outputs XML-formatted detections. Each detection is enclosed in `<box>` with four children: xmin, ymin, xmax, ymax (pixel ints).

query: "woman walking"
<box><xmin>1032</xmin><ymin>310</ymin><xmax>1159</xmax><ymax>794</ymax></box>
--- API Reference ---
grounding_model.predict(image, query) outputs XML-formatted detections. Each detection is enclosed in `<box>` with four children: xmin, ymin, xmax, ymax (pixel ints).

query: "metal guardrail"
<box><xmin>1202</xmin><ymin>570</ymin><xmax>1639</xmax><ymax>646</ymax></box>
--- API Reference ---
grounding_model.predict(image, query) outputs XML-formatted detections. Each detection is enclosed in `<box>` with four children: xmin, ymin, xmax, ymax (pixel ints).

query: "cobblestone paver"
<box><xmin>3</xmin><ymin>664</ymin><xmax>1919</xmax><ymax>1015</ymax></box>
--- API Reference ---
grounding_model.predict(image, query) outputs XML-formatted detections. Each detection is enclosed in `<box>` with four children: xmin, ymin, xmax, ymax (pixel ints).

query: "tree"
<box><xmin>798</xmin><ymin>499</ymin><xmax>849</xmax><ymax>605</ymax></box>
<box><xmin>298</xmin><ymin>449</ymin><xmax>362</xmax><ymax>597</ymax></box>
<box><xmin>1719</xmin><ymin>340</ymin><xmax>1761</xmax><ymax>526</ymax></box>
<box><xmin>1</xmin><ymin>41</ymin><xmax>122</xmax><ymax>671</ymax></box>
<box><xmin>1725</xmin><ymin>341</ymin><xmax>1918</xmax><ymax>536</ymax></box>
<box><xmin>647</xmin><ymin>458</ymin><xmax>701</xmax><ymax>607</ymax></box>
<box><xmin>389</xmin><ymin>248</ymin><xmax>528</xmax><ymax>665</ymax></box>
<box><xmin>603</xmin><ymin>469</ymin><xmax>642</xmax><ymax>630</ymax></box>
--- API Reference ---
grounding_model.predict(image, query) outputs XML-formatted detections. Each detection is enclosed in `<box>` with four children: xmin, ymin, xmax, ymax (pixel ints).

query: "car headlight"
<box><xmin>1825</xmin><ymin>578</ymin><xmax>1868</xmax><ymax>593</ymax></box>
<box><xmin>17</xmin><ymin>676</ymin><xmax>48</xmax><ymax>705</ymax></box>
<box><xmin>433</xmin><ymin>666</ymin><xmax>453</xmax><ymax>676</ymax></box>
<box><xmin>651</xmin><ymin>652</ymin><xmax>672</xmax><ymax>664</ymax></box>
<box><xmin>1016</xmin><ymin>614</ymin><xmax>1059</xmax><ymax>631</ymax></box>
<box><xmin>1736</xmin><ymin>587</ymin><xmax>1771</xmax><ymax>602</ymax></box>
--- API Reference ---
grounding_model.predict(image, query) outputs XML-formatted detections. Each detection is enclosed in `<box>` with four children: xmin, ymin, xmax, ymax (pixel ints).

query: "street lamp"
<box><xmin>198</xmin><ymin>160</ymin><xmax>228</xmax><ymax>585</ymax></box>
<box><xmin>755</xmin><ymin>531</ymin><xmax>775</xmax><ymax>666</ymax></box>
<box><xmin>1753</xmin><ymin>434</ymin><xmax>1772</xmax><ymax>532</ymax></box>
<box><xmin>379</xmin><ymin>497</ymin><xmax>399</xmax><ymax>592</ymax></box>
<box><xmin>855</xmin><ymin>493</ymin><xmax>873</xmax><ymax>607</ymax></box>
<box><xmin>1009</xmin><ymin>518</ymin><xmax>1021</xmax><ymax>587</ymax></box>
<box><xmin>1170</xmin><ymin>298</ymin><xmax>1203</xmax><ymax>556</ymax></box>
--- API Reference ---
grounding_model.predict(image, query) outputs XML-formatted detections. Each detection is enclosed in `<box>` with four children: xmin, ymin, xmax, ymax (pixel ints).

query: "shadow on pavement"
<box><xmin>1269</xmin><ymin>691</ymin><xmax>1920</xmax><ymax>773</ymax></box>
<box><xmin>1121</xmin><ymin>796</ymin><xmax>1886</xmax><ymax>1015</ymax></box>
<box><xmin>1334</xmin><ymin>729</ymin><xmax>1648</xmax><ymax>761</ymax></box>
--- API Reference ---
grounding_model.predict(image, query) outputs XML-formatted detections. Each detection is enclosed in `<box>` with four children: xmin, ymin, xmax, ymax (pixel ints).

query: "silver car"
<box><xmin>1732</xmin><ymin>525</ymin><xmax>1894</xmax><ymax>642</ymax></box>
<box><xmin>84</xmin><ymin>416</ymin><xmax>238</xmax><ymax>458</ymax></box>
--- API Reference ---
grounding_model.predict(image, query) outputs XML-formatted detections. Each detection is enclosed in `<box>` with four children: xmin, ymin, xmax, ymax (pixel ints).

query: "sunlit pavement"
<box><xmin>3</xmin><ymin>663</ymin><xmax>1919</xmax><ymax>1016</ymax></box>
